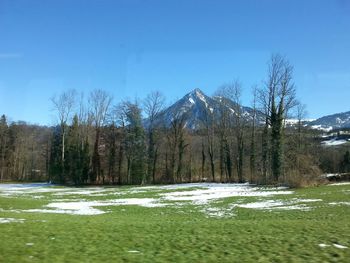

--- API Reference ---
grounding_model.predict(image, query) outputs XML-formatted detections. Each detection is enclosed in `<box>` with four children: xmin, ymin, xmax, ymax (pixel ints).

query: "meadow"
<box><xmin>0</xmin><ymin>182</ymin><xmax>349</xmax><ymax>262</ymax></box>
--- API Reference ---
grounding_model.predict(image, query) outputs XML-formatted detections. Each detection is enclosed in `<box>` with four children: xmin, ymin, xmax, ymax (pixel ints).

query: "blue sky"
<box><xmin>0</xmin><ymin>0</ymin><xmax>350</xmax><ymax>125</ymax></box>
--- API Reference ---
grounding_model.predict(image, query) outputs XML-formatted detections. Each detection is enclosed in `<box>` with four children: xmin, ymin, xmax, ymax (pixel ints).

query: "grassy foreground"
<box><xmin>0</xmin><ymin>183</ymin><xmax>349</xmax><ymax>262</ymax></box>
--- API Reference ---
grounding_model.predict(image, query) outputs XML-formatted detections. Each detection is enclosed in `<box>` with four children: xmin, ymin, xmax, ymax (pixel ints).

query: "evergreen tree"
<box><xmin>124</xmin><ymin>102</ymin><xmax>145</xmax><ymax>185</ymax></box>
<box><xmin>80</xmin><ymin>138</ymin><xmax>90</xmax><ymax>183</ymax></box>
<box><xmin>66</xmin><ymin>115</ymin><xmax>82</xmax><ymax>185</ymax></box>
<box><xmin>105</xmin><ymin>123</ymin><xmax>118</xmax><ymax>184</ymax></box>
<box><xmin>64</xmin><ymin>115</ymin><xmax>91</xmax><ymax>185</ymax></box>
<box><xmin>49</xmin><ymin>126</ymin><xmax>64</xmax><ymax>183</ymax></box>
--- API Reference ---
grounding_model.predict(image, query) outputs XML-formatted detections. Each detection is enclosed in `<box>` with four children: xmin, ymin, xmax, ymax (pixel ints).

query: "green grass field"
<box><xmin>0</xmin><ymin>182</ymin><xmax>349</xmax><ymax>262</ymax></box>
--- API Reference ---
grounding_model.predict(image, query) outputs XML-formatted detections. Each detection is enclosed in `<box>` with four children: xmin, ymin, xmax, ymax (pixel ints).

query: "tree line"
<box><xmin>1</xmin><ymin>54</ymin><xmax>347</xmax><ymax>186</ymax></box>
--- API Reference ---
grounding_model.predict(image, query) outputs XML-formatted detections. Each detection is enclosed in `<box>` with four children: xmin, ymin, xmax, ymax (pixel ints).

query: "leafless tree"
<box><xmin>143</xmin><ymin>91</ymin><xmax>165</xmax><ymax>183</ymax></box>
<box><xmin>202</xmin><ymin>106</ymin><xmax>216</xmax><ymax>182</ymax></box>
<box><xmin>214</xmin><ymin>87</ymin><xmax>233</xmax><ymax>182</ymax></box>
<box><xmin>216</xmin><ymin>80</ymin><xmax>245</xmax><ymax>182</ymax></box>
<box><xmin>51</xmin><ymin>89</ymin><xmax>76</xmax><ymax>181</ymax></box>
<box><xmin>250</xmin><ymin>85</ymin><xmax>258</xmax><ymax>183</ymax></box>
<box><xmin>296</xmin><ymin>102</ymin><xmax>308</xmax><ymax>150</ymax></box>
<box><xmin>113</xmin><ymin>103</ymin><xmax>127</xmax><ymax>184</ymax></box>
<box><xmin>166</xmin><ymin>112</ymin><xmax>187</xmax><ymax>183</ymax></box>
<box><xmin>89</xmin><ymin>89</ymin><xmax>113</xmax><ymax>183</ymax></box>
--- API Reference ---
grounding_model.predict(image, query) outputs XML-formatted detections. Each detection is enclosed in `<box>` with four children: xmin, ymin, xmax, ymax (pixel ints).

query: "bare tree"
<box><xmin>258</xmin><ymin>87</ymin><xmax>271</xmax><ymax>184</ymax></box>
<box><xmin>143</xmin><ymin>91</ymin><xmax>165</xmax><ymax>184</ymax></box>
<box><xmin>216</xmin><ymin>81</ymin><xmax>245</xmax><ymax>182</ymax></box>
<box><xmin>231</xmin><ymin>81</ymin><xmax>245</xmax><ymax>183</ymax></box>
<box><xmin>113</xmin><ymin>103</ymin><xmax>127</xmax><ymax>185</ymax></box>
<box><xmin>202</xmin><ymin>106</ymin><xmax>216</xmax><ymax>182</ymax></box>
<box><xmin>105</xmin><ymin>113</ymin><xmax>118</xmax><ymax>184</ymax></box>
<box><xmin>51</xmin><ymin>89</ymin><xmax>76</xmax><ymax>182</ymax></box>
<box><xmin>250</xmin><ymin>85</ymin><xmax>258</xmax><ymax>183</ymax></box>
<box><xmin>166</xmin><ymin>112</ymin><xmax>187</xmax><ymax>183</ymax></box>
<box><xmin>296</xmin><ymin>102</ymin><xmax>307</xmax><ymax>150</ymax></box>
<box><xmin>89</xmin><ymin>89</ymin><xmax>112</xmax><ymax>183</ymax></box>
<box><xmin>214</xmin><ymin>88</ymin><xmax>233</xmax><ymax>182</ymax></box>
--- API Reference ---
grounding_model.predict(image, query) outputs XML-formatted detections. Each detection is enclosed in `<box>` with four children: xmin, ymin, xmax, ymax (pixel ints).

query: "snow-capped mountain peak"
<box><xmin>149</xmin><ymin>89</ymin><xmax>264</xmax><ymax>130</ymax></box>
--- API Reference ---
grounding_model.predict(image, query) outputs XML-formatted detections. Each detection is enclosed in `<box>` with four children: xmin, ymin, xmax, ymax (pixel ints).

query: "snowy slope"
<box><xmin>145</xmin><ymin>88</ymin><xmax>349</xmax><ymax>132</ymax></box>
<box><xmin>148</xmin><ymin>88</ymin><xmax>265</xmax><ymax>130</ymax></box>
<box><xmin>308</xmin><ymin>111</ymin><xmax>350</xmax><ymax>130</ymax></box>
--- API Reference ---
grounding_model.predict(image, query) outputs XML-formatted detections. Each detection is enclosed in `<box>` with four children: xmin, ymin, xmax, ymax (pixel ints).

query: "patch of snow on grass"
<box><xmin>53</xmin><ymin>189</ymin><xmax>110</xmax><ymax>196</ymax></box>
<box><xmin>0</xmin><ymin>183</ymin><xmax>53</xmax><ymax>190</ymax></box>
<box><xmin>329</xmin><ymin>202</ymin><xmax>350</xmax><ymax>206</ymax></box>
<box><xmin>46</xmin><ymin>202</ymin><xmax>107</xmax><ymax>215</ymax></box>
<box><xmin>25</xmin><ymin>208</ymin><xmax>101</xmax><ymax>215</ymax></box>
<box><xmin>0</xmin><ymin>184</ymin><xmax>119</xmax><ymax>199</ymax></box>
<box><xmin>328</xmin><ymin>182</ymin><xmax>350</xmax><ymax>186</ymax></box>
<box><xmin>333</xmin><ymin>244</ymin><xmax>348</xmax><ymax>249</ymax></box>
<box><xmin>233</xmin><ymin>198</ymin><xmax>319</xmax><ymax>211</ymax></box>
<box><xmin>0</xmin><ymin>187</ymin><xmax>69</xmax><ymax>195</ymax></box>
<box><xmin>319</xmin><ymin>242</ymin><xmax>348</xmax><ymax>249</ymax></box>
<box><xmin>319</xmin><ymin>244</ymin><xmax>330</xmax><ymax>248</ymax></box>
<box><xmin>200</xmin><ymin>197</ymin><xmax>319</xmax><ymax>216</ymax></box>
<box><xmin>160</xmin><ymin>184</ymin><xmax>293</xmax><ymax>204</ymax></box>
<box><xmin>235</xmin><ymin>200</ymin><xmax>286</xmax><ymax>209</ymax></box>
<box><xmin>269</xmin><ymin>205</ymin><xmax>310</xmax><ymax>211</ymax></box>
<box><xmin>108</xmin><ymin>198</ymin><xmax>166</xmax><ymax>208</ymax></box>
<box><xmin>293</xmin><ymin>198</ymin><xmax>322</xmax><ymax>203</ymax></box>
<box><xmin>201</xmin><ymin>206</ymin><xmax>235</xmax><ymax>218</ymax></box>
<box><xmin>26</xmin><ymin>198</ymin><xmax>164</xmax><ymax>215</ymax></box>
<box><xmin>1</xmin><ymin>183</ymin><xmax>307</xmax><ymax>216</ymax></box>
<box><xmin>0</xmin><ymin>218</ymin><xmax>25</xmax><ymax>223</ymax></box>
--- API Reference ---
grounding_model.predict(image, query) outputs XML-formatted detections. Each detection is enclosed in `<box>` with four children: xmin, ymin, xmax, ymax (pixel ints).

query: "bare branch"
<box><xmin>88</xmin><ymin>89</ymin><xmax>113</xmax><ymax>128</ymax></box>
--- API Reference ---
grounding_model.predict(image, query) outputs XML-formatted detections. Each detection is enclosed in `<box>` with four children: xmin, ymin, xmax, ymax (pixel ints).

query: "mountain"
<box><xmin>150</xmin><ymin>88</ymin><xmax>264</xmax><ymax>130</ymax></box>
<box><xmin>308</xmin><ymin>111</ymin><xmax>350</xmax><ymax>131</ymax></box>
<box><xmin>147</xmin><ymin>88</ymin><xmax>349</xmax><ymax>133</ymax></box>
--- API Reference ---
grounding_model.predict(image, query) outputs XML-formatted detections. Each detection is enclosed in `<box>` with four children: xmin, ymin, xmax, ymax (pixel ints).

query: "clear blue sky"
<box><xmin>0</xmin><ymin>0</ymin><xmax>350</xmax><ymax>125</ymax></box>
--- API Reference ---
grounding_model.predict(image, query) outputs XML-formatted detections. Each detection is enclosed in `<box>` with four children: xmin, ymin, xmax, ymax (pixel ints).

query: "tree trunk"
<box><xmin>91</xmin><ymin>128</ymin><xmax>101</xmax><ymax>183</ymax></box>
<box><xmin>237</xmin><ymin>135</ymin><xmax>244</xmax><ymax>183</ymax></box>
<box><xmin>262</xmin><ymin>124</ymin><xmax>269</xmax><ymax>184</ymax></box>
<box><xmin>209</xmin><ymin>150</ymin><xmax>215</xmax><ymax>182</ymax></box>
<box><xmin>201</xmin><ymin>142</ymin><xmax>205</xmax><ymax>181</ymax></box>
<box><xmin>61</xmin><ymin>126</ymin><xmax>65</xmax><ymax>182</ymax></box>
<box><xmin>152</xmin><ymin>147</ymin><xmax>158</xmax><ymax>184</ymax></box>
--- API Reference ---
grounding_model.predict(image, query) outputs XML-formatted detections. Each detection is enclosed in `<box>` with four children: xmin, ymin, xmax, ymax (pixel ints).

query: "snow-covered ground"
<box><xmin>233</xmin><ymin>198</ymin><xmax>322</xmax><ymax>211</ymax></box>
<box><xmin>0</xmin><ymin>217</ymin><xmax>25</xmax><ymax>223</ymax></box>
<box><xmin>0</xmin><ymin>182</ymin><xmax>333</xmax><ymax>217</ymax></box>
<box><xmin>319</xmin><ymin>243</ymin><xmax>348</xmax><ymax>249</ymax></box>
<box><xmin>310</xmin><ymin>125</ymin><xmax>333</xmax><ymax>132</ymax></box>
<box><xmin>328</xmin><ymin>182</ymin><xmax>350</xmax><ymax>186</ymax></box>
<box><xmin>321</xmin><ymin>139</ymin><xmax>348</xmax><ymax>146</ymax></box>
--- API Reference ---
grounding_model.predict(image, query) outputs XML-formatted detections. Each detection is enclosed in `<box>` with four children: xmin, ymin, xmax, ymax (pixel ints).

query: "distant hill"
<box><xmin>307</xmin><ymin>111</ymin><xmax>350</xmax><ymax>131</ymax></box>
